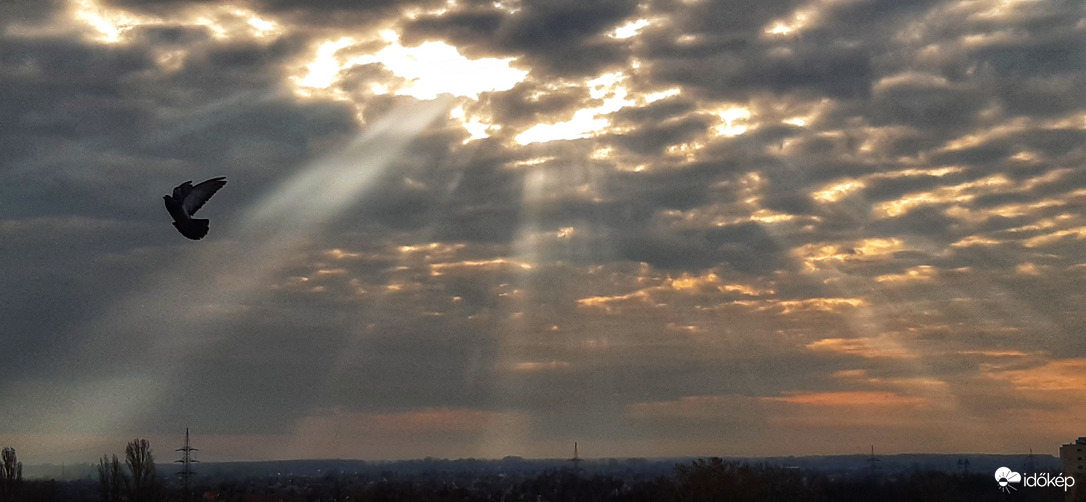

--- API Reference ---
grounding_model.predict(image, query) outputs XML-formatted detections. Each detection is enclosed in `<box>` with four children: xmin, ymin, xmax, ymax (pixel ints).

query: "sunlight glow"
<box><xmin>763</xmin><ymin>11</ymin><xmax>810</xmax><ymax>38</ymax></box>
<box><xmin>65</xmin><ymin>100</ymin><xmax>452</xmax><ymax>447</ymax></box>
<box><xmin>805</xmin><ymin>335</ymin><xmax>917</xmax><ymax>360</ymax></box>
<box><xmin>711</xmin><ymin>106</ymin><xmax>752</xmax><ymax>137</ymax></box>
<box><xmin>450</xmin><ymin>106</ymin><xmax>493</xmax><ymax>142</ymax></box>
<box><xmin>510</xmin><ymin>360</ymin><xmax>572</xmax><ymax>372</ymax></box>
<box><xmin>71</xmin><ymin>0</ymin><xmax>144</xmax><ymax>43</ymax></box>
<box><xmin>514</xmin><ymin>72</ymin><xmax>636</xmax><ymax>144</ymax></box>
<box><xmin>765</xmin><ymin>390</ymin><xmax>928</xmax><ymax>406</ymax></box>
<box><xmin>247</xmin><ymin>15</ymin><xmax>278</xmax><ymax>35</ymax></box>
<box><xmin>244</xmin><ymin>98</ymin><xmax>454</xmax><ymax>237</ymax></box>
<box><xmin>765</xmin><ymin>22</ymin><xmax>795</xmax><ymax>36</ymax></box>
<box><xmin>366</xmin><ymin>41</ymin><xmax>526</xmax><ymax>99</ymax></box>
<box><xmin>610</xmin><ymin>18</ymin><xmax>651</xmax><ymax>39</ymax></box>
<box><xmin>429</xmin><ymin>258</ymin><xmax>534</xmax><ymax>276</ymax></box>
<box><xmin>70</xmin><ymin>0</ymin><xmax>284</xmax><ymax>45</ymax></box>
<box><xmin>812</xmin><ymin>179</ymin><xmax>865</xmax><ymax>203</ymax></box>
<box><xmin>874</xmin><ymin>174</ymin><xmax>1013</xmax><ymax>218</ymax></box>
<box><xmin>1023</xmin><ymin>226</ymin><xmax>1086</xmax><ymax>248</ymax></box>
<box><xmin>492</xmin><ymin>0</ymin><xmax>523</xmax><ymax>14</ymax></box>
<box><xmin>644</xmin><ymin>88</ymin><xmax>682</xmax><ymax>103</ymax></box>
<box><xmin>297</xmin><ymin>37</ymin><xmax>357</xmax><ymax>91</ymax></box>
<box><xmin>875</xmin><ymin>265</ymin><xmax>937</xmax><ymax>283</ymax></box>
<box><xmin>515</xmin><ymin>109</ymin><xmax>611</xmax><ymax>144</ymax></box>
<box><xmin>293</xmin><ymin>35</ymin><xmax>527</xmax><ymax>101</ymax></box>
<box><xmin>794</xmin><ymin>238</ymin><xmax>907</xmax><ymax>273</ymax></box>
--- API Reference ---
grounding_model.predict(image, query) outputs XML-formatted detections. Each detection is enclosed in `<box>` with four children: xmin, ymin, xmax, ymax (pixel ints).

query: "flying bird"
<box><xmin>164</xmin><ymin>177</ymin><xmax>227</xmax><ymax>240</ymax></box>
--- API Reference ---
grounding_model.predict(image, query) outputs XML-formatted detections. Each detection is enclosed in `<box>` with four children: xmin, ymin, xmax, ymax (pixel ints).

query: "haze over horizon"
<box><xmin>3</xmin><ymin>0</ymin><xmax>1086</xmax><ymax>465</ymax></box>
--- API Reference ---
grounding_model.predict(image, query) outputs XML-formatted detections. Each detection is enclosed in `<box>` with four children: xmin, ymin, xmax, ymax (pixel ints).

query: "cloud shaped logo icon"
<box><xmin>995</xmin><ymin>467</ymin><xmax>1022</xmax><ymax>492</ymax></box>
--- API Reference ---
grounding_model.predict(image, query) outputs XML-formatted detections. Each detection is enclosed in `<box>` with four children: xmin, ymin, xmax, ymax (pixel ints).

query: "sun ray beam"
<box><xmin>42</xmin><ymin>98</ymin><xmax>453</xmax><ymax>449</ymax></box>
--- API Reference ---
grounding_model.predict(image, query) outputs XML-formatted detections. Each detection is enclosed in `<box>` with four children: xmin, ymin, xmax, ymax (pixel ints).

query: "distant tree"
<box><xmin>97</xmin><ymin>454</ymin><xmax>125</xmax><ymax>502</ymax></box>
<box><xmin>0</xmin><ymin>447</ymin><xmax>22</xmax><ymax>502</ymax></box>
<box><xmin>125</xmin><ymin>439</ymin><xmax>156</xmax><ymax>502</ymax></box>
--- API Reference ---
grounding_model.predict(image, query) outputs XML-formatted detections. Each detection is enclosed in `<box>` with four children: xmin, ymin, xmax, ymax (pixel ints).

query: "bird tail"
<box><xmin>174</xmin><ymin>219</ymin><xmax>210</xmax><ymax>240</ymax></box>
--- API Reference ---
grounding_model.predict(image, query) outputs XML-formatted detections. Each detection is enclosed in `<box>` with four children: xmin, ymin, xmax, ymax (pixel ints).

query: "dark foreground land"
<box><xmin>11</xmin><ymin>455</ymin><xmax>1074</xmax><ymax>501</ymax></box>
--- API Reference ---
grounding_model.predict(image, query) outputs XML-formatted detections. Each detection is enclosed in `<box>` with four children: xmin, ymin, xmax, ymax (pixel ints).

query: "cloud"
<box><xmin>404</xmin><ymin>0</ymin><xmax>638</xmax><ymax>76</ymax></box>
<box><xmin>3</xmin><ymin>0</ymin><xmax>1086</xmax><ymax>462</ymax></box>
<box><xmin>806</xmin><ymin>335</ymin><xmax>919</xmax><ymax>360</ymax></box>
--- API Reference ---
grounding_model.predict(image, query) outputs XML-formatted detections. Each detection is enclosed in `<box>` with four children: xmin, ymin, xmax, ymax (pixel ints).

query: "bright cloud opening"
<box><xmin>70</xmin><ymin>0</ymin><xmax>284</xmax><ymax>45</ymax></box>
<box><xmin>514</xmin><ymin>72</ymin><xmax>637</xmax><ymax>145</ymax></box>
<box><xmin>610</xmin><ymin>18</ymin><xmax>651</xmax><ymax>39</ymax></box>
<box><xmin>712</xmin><ymin>106</ymin><xmax>753</xmax><ymax>137</ymax></box>
<box><xmin>293</xmin><ymin>35</ymin><xmax>528</xmax><ymax>101</ymax></box>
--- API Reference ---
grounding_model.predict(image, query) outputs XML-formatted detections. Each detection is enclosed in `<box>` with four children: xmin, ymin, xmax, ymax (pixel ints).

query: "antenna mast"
<box><xmin>568</xmin><ymin>441</ymin><xmax>583</xmax><ymax>472</ymax></box>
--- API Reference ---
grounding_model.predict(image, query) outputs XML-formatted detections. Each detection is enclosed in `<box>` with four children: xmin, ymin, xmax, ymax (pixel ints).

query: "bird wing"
<box><xmin>172</xmin><ymin>181</ymin><xmax>193</xmax><ymax>201</ymax></box>
<box><xmin>182</xmin><ymin>177</ymin><xmax>227</xmax><ymax>215</ymax></box>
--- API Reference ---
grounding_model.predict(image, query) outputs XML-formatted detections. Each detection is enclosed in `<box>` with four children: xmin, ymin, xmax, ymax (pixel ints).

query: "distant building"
<box><xmin>1060</xmin><ymin>437</ymin><xmax>1086</xmax><ymax>474</ymax></box>
<box><xmin>1059</xmin><ymin>437</ymin><xmax>1086</xmax><ymax>502</ymax></box>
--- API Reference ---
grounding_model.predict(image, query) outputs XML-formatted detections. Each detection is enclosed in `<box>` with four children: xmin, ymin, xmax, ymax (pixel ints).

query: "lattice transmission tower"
<box><xmin>175</xmin><ymin>428</ymin><xmax>198</xmax><ymax>501</ymax></box>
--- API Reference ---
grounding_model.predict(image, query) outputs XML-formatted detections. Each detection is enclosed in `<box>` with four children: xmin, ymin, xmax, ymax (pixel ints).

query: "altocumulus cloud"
<box><xmin>1</xmin><ymin>0</ymin><xmax>1085</xmax><ymax>463</ymax></box>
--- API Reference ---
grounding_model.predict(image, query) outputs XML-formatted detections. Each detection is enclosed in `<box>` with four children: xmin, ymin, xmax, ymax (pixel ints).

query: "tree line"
<box><xmin>0</xmin><ymin>447</ymin><xmax>1079</xmax><ymax>501</ymax></box>
<box><xmin>96</xmin><ymin>439</ymin><xmax>156</xmax><ymax>502</ymax></box>
<box><xmin>1</xmin><ymin>447</ymin><xmax>22</xmax><ymax>502</ymax></box>
<box><xmin>0</xmin><ymin>439</ymin><xmax>159</xmax><ymax>502</ymax></box>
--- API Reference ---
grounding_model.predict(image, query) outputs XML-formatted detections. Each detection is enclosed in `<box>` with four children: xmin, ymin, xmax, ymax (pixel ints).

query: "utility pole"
<box><xmin>175</xmin><ymin>428</ymin><xmax>198</xmax><ymax>502</ymax></box>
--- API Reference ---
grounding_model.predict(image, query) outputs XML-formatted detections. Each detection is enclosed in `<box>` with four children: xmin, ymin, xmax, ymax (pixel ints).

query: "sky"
<box><xmin>2</xmin><ymin>0</ymin><xmax>1086</xmax><ymax>466</ymax></box>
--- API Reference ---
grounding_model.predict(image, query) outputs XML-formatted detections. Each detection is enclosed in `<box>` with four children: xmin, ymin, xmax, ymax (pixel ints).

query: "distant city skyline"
<box><xmin>2</xmin><ymin>0</ymin><xmax>1086</xmax><ymax>465</ymax></box>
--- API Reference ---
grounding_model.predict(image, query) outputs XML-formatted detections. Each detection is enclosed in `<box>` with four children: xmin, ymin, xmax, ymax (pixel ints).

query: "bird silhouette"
<box><xmin>164</xmin><ymin>177</ymin><xmax>227</xmax><ymax>240</ymax></box>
